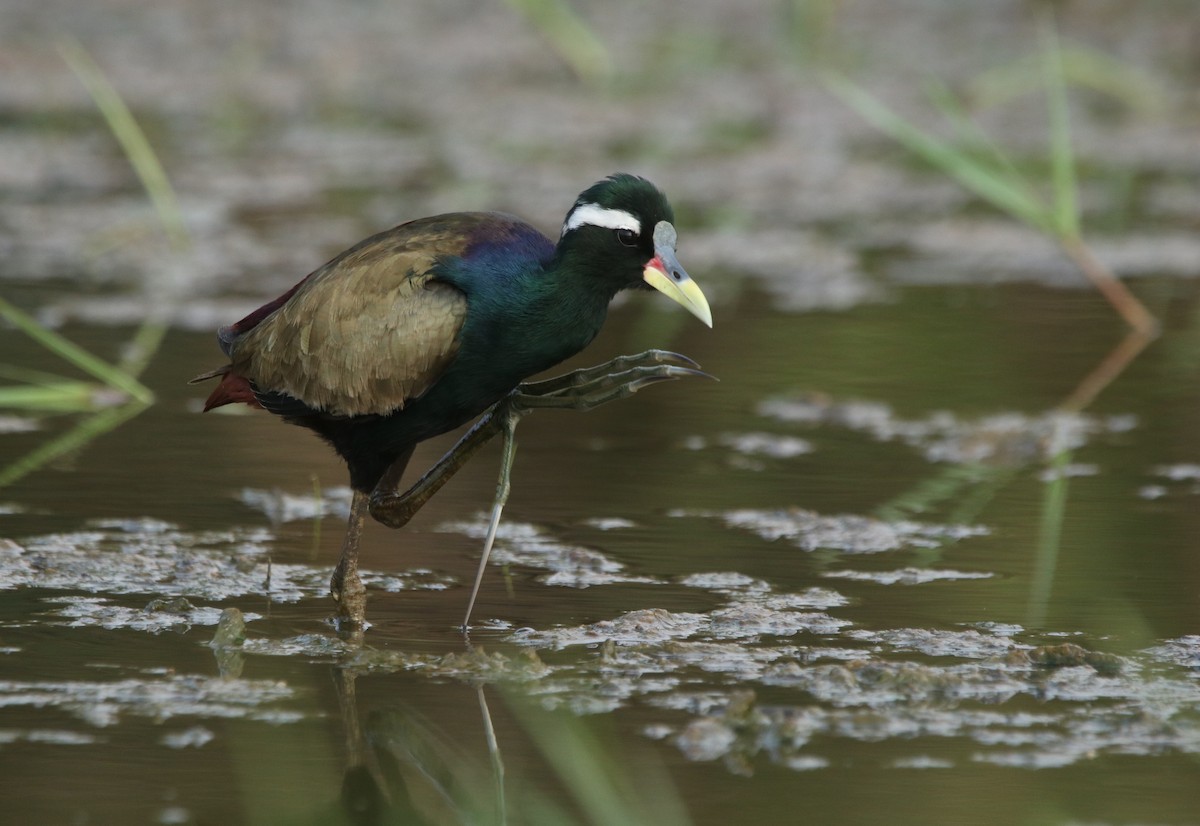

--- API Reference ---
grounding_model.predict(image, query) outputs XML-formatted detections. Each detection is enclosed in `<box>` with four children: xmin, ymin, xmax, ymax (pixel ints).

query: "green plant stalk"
<box><xmin>0</xmin><ymin>382</ymin><xmax>99</xmax><ymax>412</ymax></box>
<box><xmin>509</xmin><ymin>700</ymin><xmax>691</xmax><ymax>826</ymax></box>
<box><xmin>826</xmin><ymin>36</ymin><xmax>1158</xmax><ymax>337</ymax></box>
<box><xmin>477</xmin><ymin>687</ymin><xmax>507</xmax><ymax>824</ymax></box>
<box><xmin>970</xmin><ymin>46</ymin><xmax>1167</xmax><ymax>115</ymax></box>
<box><xmin>925</xmin><ymin>78</ymin><xmax>1033</xmax><ymax>200</ymax></box>
<box><xmin>60</xmin><ymin>37</ymin><xmax>188</xmax><ymax>379</ymax></box>
<box><xmin>58</xmin><ymin>38</ymin><xmax>188</xmax><ymax>252</ymax></box>
<box><xmin>119</xmin><ymin>318</ymin><xmax>169</xmax><ymax>382</ymax></box>
<box><xmin>1027</xmin><ymin>448</ymin><xmax>1070</xmax><ymax>628</ymax></box>
<box><xmin>0</xmin><ymin>297</ymin><xmax>153</xmax><ymax>404</ymax></box>
<box><xmin>1040</xmin><ymin>14</ymin><xmax>1079</xmax><ymax>239</ymax></box>
<box><xmin>823</xmin><ymin>73</ymin><xmax>1053</xmax><ymax>232</ymax></box>
<box><xmin>0</xmin><ymin>363</ymin><xmax>95</xmax><ymax>387</ymax></box>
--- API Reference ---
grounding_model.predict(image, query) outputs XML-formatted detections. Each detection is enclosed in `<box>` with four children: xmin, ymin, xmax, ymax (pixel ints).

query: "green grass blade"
<box><xmin>1061</xmin><ymin>47</ymin><xmax>1167</xmax><ymax>113</ymax></box>
<box><xmin>509</xmin><ymin>701</ymin><xmax>691</xmax><ymax>826</ymax></box>
<box><xmin>824</xmin><ymin>73</ymin><xmax>1054</xmax><ymax>232</ymax></box>
<box><xmin>1040</xmin><ymin>14</ymin><xmax>1079</xmax><ymax>239</ymax></box>
<box><xmin>58</xmin><ymin>37</ymin><xmax>188</xmax><ymax>252</ymax></box>
<box><xmin>117</xmin><ymin>314</ymin><xmax>169</xmax><ymax>381</ymax></box>
<box><xmin>970</xmin><ymin>47</ymin><xmax>1166</xmax><ymax>115</ymax></box>
<box><xmin>0</xmin><ymin>297</ymin><xmax>153</xmax><ymax>404</ymax></box>
<box><xmin>0</xmin><ymin>382</ymin><xmax>99</xmax><ymax>413</ymax></box>
<box><xmin>0</xmin><ymin>364</ymin><xmax>89</xmax><ymax>388</ymax></box>
<box><xmin>59</xmin><ymin>37</ymin><xmax>183</xmax><ymax>379</ymax></box>
<box><xmin>505</xmin><ymin>0</ymin><xmax>613</xmax><ymax>85</ymax></box>
<box><xmin>0</xmin><ymin>400</ymin><xmax>149</xmax><ymax>488</ymax></box>
<box><xmin>924</xmin><ymin>78</ymin><xmax>1034</xmax><ymax>196</ymax></box>
<box><xmin>1027</xmin><ymin>447</ymin><xmax>1070</xmax><ymax>628</ymax></box>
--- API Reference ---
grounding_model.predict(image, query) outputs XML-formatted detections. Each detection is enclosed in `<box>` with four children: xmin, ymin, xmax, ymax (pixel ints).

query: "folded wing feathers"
<box><xmin>232</xmin><ymin>245</ymin><xmax>467</xmax><ymax>417</ymax></box>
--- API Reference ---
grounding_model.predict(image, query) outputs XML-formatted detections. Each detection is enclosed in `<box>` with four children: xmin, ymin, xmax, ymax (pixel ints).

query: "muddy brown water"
<box><xmin>4</xmin><ymin>280</ymin><xmax>1200</xmax><ymax>825</ymax></box>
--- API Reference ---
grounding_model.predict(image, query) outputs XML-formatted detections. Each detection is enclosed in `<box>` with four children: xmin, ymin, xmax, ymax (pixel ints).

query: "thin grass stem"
<box><xmin>0</xmin><ymin>297</ymin><xmax>153</xmax><ymax>403</ymax></box>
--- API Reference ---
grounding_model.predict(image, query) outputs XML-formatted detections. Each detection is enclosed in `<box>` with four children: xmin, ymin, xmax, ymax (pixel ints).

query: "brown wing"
<box><xmin>227</xmin><ymin>217</ymin><xmax>473</xmax><ymax>417</ymax></box>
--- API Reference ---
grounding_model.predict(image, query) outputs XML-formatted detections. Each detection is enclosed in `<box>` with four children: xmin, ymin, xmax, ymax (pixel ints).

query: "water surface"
<box><xmin>4</xmin><ymin>280</ymin><xmax>1200</xmax><ymax>824</ymax></box>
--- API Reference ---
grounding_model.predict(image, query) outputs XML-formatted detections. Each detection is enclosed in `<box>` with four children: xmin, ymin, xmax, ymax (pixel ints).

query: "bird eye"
<box><xmin>615</xmin><ymin>228</ymin><xmax>638</xmax><ymax>247</ymax></box>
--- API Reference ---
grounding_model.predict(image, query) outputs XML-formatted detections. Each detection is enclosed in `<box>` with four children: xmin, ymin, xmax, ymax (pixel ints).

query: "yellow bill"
<box><xmin>643</xmin><ymin>221</ymin><xmax>713</xmax><ymax>328</ymax></box>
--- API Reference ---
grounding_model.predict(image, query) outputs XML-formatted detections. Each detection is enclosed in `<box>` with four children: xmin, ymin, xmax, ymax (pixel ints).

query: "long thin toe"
<box><xmin>640</xmin><ymin>349</ymin><xmax>702</xmax><ymax>369</ymax></box>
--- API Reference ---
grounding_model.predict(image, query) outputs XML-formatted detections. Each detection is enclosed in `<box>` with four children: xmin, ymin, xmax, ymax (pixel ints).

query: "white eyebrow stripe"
<box><xmin>561</xmin><ymin>203</ymin><xmax>641</xmax><ymax>237</ymax></box>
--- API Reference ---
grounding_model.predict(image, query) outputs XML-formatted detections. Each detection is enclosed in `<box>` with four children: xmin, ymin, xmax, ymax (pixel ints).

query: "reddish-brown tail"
<box><xmin>189</xmin><ymin>366</ymin><xmax>261</xmax><ymax>412</ymax></box>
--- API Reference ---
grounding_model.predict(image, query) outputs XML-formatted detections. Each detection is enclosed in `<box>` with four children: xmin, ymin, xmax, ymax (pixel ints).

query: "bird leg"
<box><xmin>330</xmin><ymin>489</ymin><xmax>369</xmax><ymax>631</ymax></box>
<box><xmin>369</xmin><ymin>411</ymin><xmax>507</xmax><ymax>529</ymax></box>
<box><xmin>368</xmin><ymin>350</ymin><xmax>709</xmax><ymax>529</ymax></box>
<box><xmin>363</xmin><ymin>350</ymin><xmax>713</xmax><ymax>629</ymax></box>
<box><xmin>462</xmin><ymin>406</ymin><xmax>519</xmax><ymax>630</ymax></box>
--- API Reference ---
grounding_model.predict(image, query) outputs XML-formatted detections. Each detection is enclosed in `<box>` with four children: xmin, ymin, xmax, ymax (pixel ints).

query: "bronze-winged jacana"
<box><xmin>192</xmin><ymin>174</ymin><xmax>713</xmax><ymax>630</ymax></box>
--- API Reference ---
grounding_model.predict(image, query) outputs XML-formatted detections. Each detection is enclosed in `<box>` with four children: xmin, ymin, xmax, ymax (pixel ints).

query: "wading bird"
<box><xmin>192</xmin><ymin>174</ymin><xmax>712</xmax><ymax>630</ymax></box>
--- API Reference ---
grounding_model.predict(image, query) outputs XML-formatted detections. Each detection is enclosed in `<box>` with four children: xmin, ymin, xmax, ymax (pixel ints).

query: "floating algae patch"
<box><xmin>160</xmin><ymin>726</ymin><xmax>216</xmax><ymax>749</ymax></box>
<box><xmin>510</xmin><ymin>609</ymin><xmax>710</xmax><ymax>649</ymax></box>
<box><xmin>372</xmin><ymin>585</ymin><xmax>1200</xmax><ymax>773</ymax></box>
<box><xmin>677</xmin><ymin>572</ymin><xmax>849</xmax><ymax>610</ymax></box>
<box><xmin>846</xmin><ymin>626</ymin><xmax>1022</xmax><ymax>659</ymax></box>
<box><xmin>508</xmin><ymin>588</ymin><xmax>850</xmax><ymax>650</ymax></box>
<box><xmin>144</xmin><ymin>581</ymin><xmax>1199</xmax><ymax>774</ymax></box>
<box><xmin>674</xmin><ymin>508</ymin><xmax>986</xmax><ymax>554</ymax></box>
<box><xmin>759</xmin><ymin>658</ymin><xmax>1031</xmax><ymax>706</ymax></box>
<box><xmin>3</xmin><ymin>519</ymin><xmax>280</xmax><ymax>599</ymax></box>
<box><xmin>1146</xmin><ymin>636</ymin><xmax>1200</xmax><ymax>670</ymax></box>
<box><xmin>684</xmin><ymin>431</ymin><xmax>815</xmax><ymax>469</ymax></box>
<box><xmin>436</xmin><ymin>515</ymin><xmax>664</xmax><ymax>588</ymax></box>
<box><xmin>580</xmin><ymin>517</ymin><xmax>637</xmax><ymax>531</ymax></box>
<box><xmin>1144</xmin><ymin>465</ymin><xmax>1200</xmax><ymax>500</ymax></box>
<box><xmin>716</xmin><ymin>432</ymin><xmax>814</xmax><ymax>458</ymax></box>
<box><xmin>43</xmin><ymin>596</ymin><xmax>239</xmax><ymax>633</ymax></box>
<box><xmin>1151</xmin><ymin>464</ymin><xmax>1200</xmax><ymax>482</ymax></box>
<box><xmin>241</xmin><ymin>634</ymin><xmax>356</xmax><ymax>659</ymax></box>
<box><xmin>757</xmin><ymin>394</ymin><xmax>1136</xmax><ymax>466</ymax></box>
<box><xmin>0</xmin><ymin>673</ymin><xmax>304</xmax><ymax>730</ymax></box>
<box><xmin>238</xmin><ymin>486</ymin><xmax>354</xmax><ymax>523</ymax></box>
<box><xmin>822</xmin><ymin>567</ymin><xmax>993</xmax><ymax>585</ymax></box>
<box><xmin>652</xmin><ymin>645</ymin><xmax>1200</xmax><ymax>773</ymax></box>
<box><xmin>0</xmin><ymin>729</ymin><xmax>101</xmax><ymax>746</ymax></box>
<box><xmin>2</xmin><ymin>519</ymin><xmax>456</xmax><ymax>626</ymax></box>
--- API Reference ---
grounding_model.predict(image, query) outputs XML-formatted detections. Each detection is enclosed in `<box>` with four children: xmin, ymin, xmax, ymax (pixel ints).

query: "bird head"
<box><xmin>558</xmin><ymin>174</ymin><xmax>713</xmax><ymax>327</ymax></box>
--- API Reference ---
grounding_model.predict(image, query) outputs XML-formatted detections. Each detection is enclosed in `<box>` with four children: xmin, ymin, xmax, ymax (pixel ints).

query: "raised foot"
<box><xmin>366</xmin><ymin>351</ymin><xmax>713</xmax><ymax>532</ymax></box>
<box><xmin>512</xmin><ymin>349</ymin><xmax>715</xmax><ymax>412</ymax></box>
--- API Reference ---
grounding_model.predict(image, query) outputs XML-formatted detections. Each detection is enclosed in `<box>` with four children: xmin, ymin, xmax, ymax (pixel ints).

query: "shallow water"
<box><xmin>5</xmin><ymin>280</ymin><xmax>1200</xmax><ymax>824</ymax></box>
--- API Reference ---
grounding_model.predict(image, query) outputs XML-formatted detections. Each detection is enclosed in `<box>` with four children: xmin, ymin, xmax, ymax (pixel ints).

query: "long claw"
<box><xmin>637</xmin><ymin>349</ymin><xmax>702</xmax><ymax>369</ymax></box>
<box><xmin>542</xmin><ymin>364</ymin><xmax>715</xmax><ymax>394</ymax></box>
<box><xmin>514</xmin><ymin>364</ymin><xmax>715</xmax><ymax>412</ymax></box>
<box><xmin>618</xmin><ymin>368</ymin><xmax>717</xmax><ymax>394</ymax></box>
<box><xmin>519</xmin><ymin>350</ymin><xmax>706</xmax><ymax>397</ymax></box>
<box><xmin>462</xmin><ymin>499</ymin><xmax>505</xmax><ymax>632</ymax></box>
